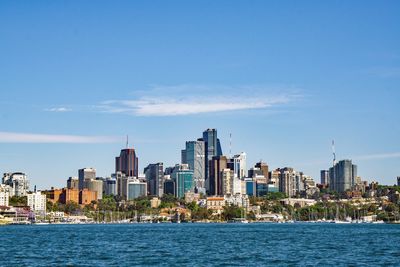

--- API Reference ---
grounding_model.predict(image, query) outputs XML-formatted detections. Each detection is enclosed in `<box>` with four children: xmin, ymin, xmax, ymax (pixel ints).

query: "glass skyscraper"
<box><xmin>181</xmin><ymin>140</ymin><xmax>205</xmax><ymax>193</ymax></box>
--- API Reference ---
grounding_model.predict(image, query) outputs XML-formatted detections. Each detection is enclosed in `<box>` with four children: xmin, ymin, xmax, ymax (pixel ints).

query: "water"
<box><xmin>1</xmin><ymin>223</ymin><xmax>400</xmax><ymax>266</ymax></box>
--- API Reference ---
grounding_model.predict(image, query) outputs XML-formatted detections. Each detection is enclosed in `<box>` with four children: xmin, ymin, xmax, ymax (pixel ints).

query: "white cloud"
<box><xmin>45</xmin><ymin>107</ymin><xmax>72</xmax><ymax>112</ymax></box>
<box><xmin>99</xmin><ymin>84</ymin><xmax>301</xmax><ymax>116</ymax></box>
<box><xmin>0</xmin><ymin>132</ymin><xmax>119</xmax><ymax>143</ymax></box>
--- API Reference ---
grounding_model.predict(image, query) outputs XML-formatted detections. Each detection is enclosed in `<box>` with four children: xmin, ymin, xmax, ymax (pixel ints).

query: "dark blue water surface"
<box><xmin>1</xmin><ymin>223</ymin><xmax>400</xmax><ymax>266</ymax></box>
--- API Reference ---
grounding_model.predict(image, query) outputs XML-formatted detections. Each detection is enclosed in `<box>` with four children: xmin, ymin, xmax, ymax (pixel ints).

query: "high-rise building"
<box><xmin>2</xmin><ymin>172</ymin><xmax>29</xmax><ymax>197</ymax></box>
<box><xmin>279</xmin><ymin>167</ymin><xmax>296</xmax><ymax>197</ymax></box>
<box><xmin>320</xmin><ymin>170</ymin><xmax>329</xmax><ymax>185</ymax></box>
<box><xmin>115</xmin><ymin>148</ymin><xmax>138</xmax><ymax>178</ymax></box>
<box><xmin>171</xmin><ymin>164</ymin><xmax>194</xmax><ymax>198</ymax></box>
<box><xmin>0</xmin><ymin>184</ymin><xmax>10</xmax><ymax>206</ymax></box>
<box><xmin>397</xmin><ymin>177</ymin><xmax>400</xmax><ymax>186</ymax></box>
<box><xmin>86</xmin><ymin>179</ymin><xmax>103</xmax><ymax>200</ymax></box>
<box><xmin>221</xmin><ymin>169</ymin><xmax>234</xmax><ymax>195</ymax></box>
<box><xmin>208</xmin><ymin>155</ymin><xmax>228</xmax><ymax>196</ymax></box>
<box><xmin>181</xmin><ymin>140</ymin><xmax>206</xmax><ymax>193</ymax></box>
<box><xmin>144</xmin><ymin>163</ymin><xmax>164</xmax><ymax>197</ymax></box>
<box><xmin>228</xmin><ymin>152</ymin><xmax>247</xmax><ymax>179</ymax></box>
<box><xmin>27</xmin><ymin>191</ymin><xmax>46</xmax><ymax>214</ymax></box>
<box><xmin>78</xmin><ymin>168</ymin><xmax>96</xmax><ymax>190</ymax></box>
<box><xmin>329</xmin><ymin>160</ymin><xmax>357</xmax><ymax>193</ymax></box>
<box><xmin>103</xmin><ymin>177</ymin><xmax>117</xmax><ymax>196</ymax></box>
<box><xmin>203</xmin><ymin>129</ymin><xmax>223</xmax><ymax>191</ymax></box>
<box><xmin>163</xmin><ymin>177</ymin><xmax>175</xmax><ymax>196</ymax></box>
<box><xmin>67</xmin><ymin>177</ymin><xmax>79</xmax><ymax>190</ymax></box>
<box><xmin>255</xmin><ymin>161</ymin><xmax>269</xmax><ymax>182</ymax></box>
<box><xmin>127</xmin><ymin>179</ymin><xmax>147</xmax><ymax>200</ymax></box>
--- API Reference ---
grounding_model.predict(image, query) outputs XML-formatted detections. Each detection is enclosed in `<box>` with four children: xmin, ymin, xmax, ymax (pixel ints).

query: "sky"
<box><xmin>0</xmin><ymin>0</ymin><xmax>399</xmax><ymax>189</ymax></box>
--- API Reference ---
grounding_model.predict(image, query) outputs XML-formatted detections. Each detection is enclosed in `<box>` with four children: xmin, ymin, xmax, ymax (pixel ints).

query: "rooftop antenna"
<box><xmin>126</xmin><ymin>135</ymin><xmax>129</xmax><ymax>149</ymax></box>
<box><xmin>332</xmin><ymin>140</ymin><xmax>336</xmax><ymax>166</ymax></box>
<box><xmin>229</xmin><ymin>133</ymin><xmax>232</xmax><ymax>158</ymax></box>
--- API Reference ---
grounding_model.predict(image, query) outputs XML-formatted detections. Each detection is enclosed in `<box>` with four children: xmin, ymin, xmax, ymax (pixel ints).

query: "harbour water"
<box><xmin>1</xmin><ymin>223</ymin><xmax>400</xmax><ymax>266</ymax></box>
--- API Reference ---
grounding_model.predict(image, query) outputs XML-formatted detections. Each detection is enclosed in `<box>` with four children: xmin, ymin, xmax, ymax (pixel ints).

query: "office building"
<box><xmin>255</xmin><ymin>161</ymin><xmax>269</xmax><ymax>182</ymax></box>
<box><xmin>208</xmin><ymin>155</ymin><xmax>228</xmax><ymax>196</ymax></box>
<box><xmin>78</xmin><ymin>168</ymin><xmax>96</xmax><ymax>190</ymax></box>
<box><xmin>329</xmin><ymin>160</ymin><xmax>357</xmax><ymax>193</ymax></box>
<box><xmin>103</xmin><ymin>177</ymin><xmax>117</xmax><ymax>196</ymax></box>
<box><xmin>144</xmin><ymin>163</ymin><xmax>164</xmax><ymax>197</ymax></box>
<box><xmin>116</xmin><ymin>148</ymin><xmax>138</xmax><ymax>177</ymax></box>
<box><xmin>171</xmin><ymin>164</ymin><xmax>194</xmax><ymax>198</ymax></box>
<box><xmin>80</xmin><ymin>189</ymin><xmax>97</xmax><ymax>205</ymax></box>
<box><xmin>163</xmin><ymin>177</ymin><xmax>175</xmax><ymax>196</ymax></box>
<box><xmin>86</xmin><ymin>179</ymin><xmax>103</xmax><ymax>200</ymax></box>
<box><xmin>127</xmin><ymin>179</ymin><xmax>147</xmax><ymax>200</ymax></box>
<box><xmin>320</xmin><ymin>170</ymin><xmax>329</xmax><ymax>185</ymax></box>
<box><xmin>2</xmin><ymin>172</ymin><xmax>29</xmax><ymax>197</ymax></box>
<box><xmin>181</xmin><ymin>140</ymin><xmax>206</xmax><ymax>193</ymax></box>
<box><xmin>202</xmin><ymin>129</ymin><xmax>223</xmax><ymax>190</ymax></box>
<box><xmin>245</xmin><ymin>178</ymin><xmax>256</xmax><ymax>196</ymax></box>
<box><xmin>67</xmin><ymin>177</ymin><xmax>79</xmax><ymax>190</ymax></box>
<box><xmin>279</xmin><ymin>167</ymin><xmax>297</xmax><ymax>197</ymax></box>
<box><xmin>0</xmin><ymin>184</ymin><xmax>10</xmax><ymax>206</ymax></box>
<box><xmin>27</xmin><ymin>191</ymin><xmax>47</xmax><ymax>214</ymax></box>
<box><xmin>221</xmin><ymin>169</ymin><xmax>234</xmax><ymax>195</ymax></box>
<box><xmin>228</xmin><ymin>152</ymin><xmax>247</xmax><ymax>179</ymax></box>
<box><xmin>397</xmin><ymin>177</ymin><xmax>400</xmax><ymax>186</ymax></box>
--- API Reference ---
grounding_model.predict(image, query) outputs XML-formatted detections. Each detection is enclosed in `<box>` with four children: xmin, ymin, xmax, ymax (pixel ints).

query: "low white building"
<box><xmin>225</xmin><ymin>194</ymin><xmax>250</xmax><ymax>210</ymax></box>
<box><xmin>0</xmin><ymin>184</ymin><xmax>10</xmax><ymax>206</ymax></box>
<box><xmin>27</xmin><ymin>191</ymin><xmax>47</xmax><ymax>214</ymax></box>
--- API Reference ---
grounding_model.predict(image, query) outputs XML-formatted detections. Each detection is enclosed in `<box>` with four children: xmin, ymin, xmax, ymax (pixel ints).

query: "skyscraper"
<box><xmin>78</xmin><ymin>168</ymin><xmax>96</xmax><ymax>190</ymax></box>
<box><xmin>144</xmin><ymin>163</ymin><xmax>164</xmax><ymax>197</ymax></box>
<box><xmin>208</xmin><ymin>155</ymin><xmax>228</xmax><ymax>196</ymax></box>
<box><xmin>254</xmin><ymin>161</ymin><xmax>268</xmax><ymax>181</ymax></box>
<box><xmin>320</xmin><ymin>170</ymin><xmax>329</xmax><ymax>185</ymax></box>
<box><xmin>228</xmin><ymin>152</ymin><xmax>247</xmax><ymax>179</ymax></box>
<box><xmin>202</xmin><ymin>128</ymin><xmax>223</xmax><ymax>192</ymax></box>
<box><xmin>329</xmin><ymin>160</ymin><xmax>357</xmax><ymax>193</ymax></box>
<box><xmin>279</xmin><ymin>167</ymin><xmax>296</xmax><ymax>197</ymax></box>
<box><xmin>181</xmin><ymin>140</ymin><xmax>205</xmax><ymax>193</ymax></box>
<box><xmin>397</xmin><ymin>176</ymin><xmax>400</xmax><ymax>186</ymax></box>
<box><xmin>171</xmin><ymin>164</ymin><xmax>194</xmax><ymax>198</ymax></box>
<box><xmin>115</xmin><ymin>148</ymin><xmax>138</xmax><ymax>177</ymax></box>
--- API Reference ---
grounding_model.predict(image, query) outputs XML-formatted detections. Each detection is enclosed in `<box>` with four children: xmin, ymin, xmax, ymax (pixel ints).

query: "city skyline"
<box><xmin>1</xmin><ymin>1</ymin><xmax>400</xmax><ymax>188</ymax></box>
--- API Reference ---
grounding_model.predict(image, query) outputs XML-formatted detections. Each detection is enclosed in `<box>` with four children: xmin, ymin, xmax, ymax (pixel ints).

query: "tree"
<box><xmin>64</xmin><ymin>201</ymin><xmax>81</xmax><ymax>214</ymax></box>
<box><xmin>222</xmin><ymin>205</ymin><xmax>244</xmax><ymax>221</ymax></box>
<box><xmin>265</xmin><ymin>192</ymin><xmax>287</xmax><ymax>201</ymax></box>
<box><xmin>9</xmin><ymin>196</ymin><xmax>27</xmax><ymax>206</ymax></box>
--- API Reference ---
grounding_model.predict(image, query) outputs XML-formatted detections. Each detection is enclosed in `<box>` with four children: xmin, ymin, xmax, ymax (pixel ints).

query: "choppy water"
<box><xmin>1</xmin><ymin>223</ymin><xmax>400</xmax><ymax>266</ymax></box>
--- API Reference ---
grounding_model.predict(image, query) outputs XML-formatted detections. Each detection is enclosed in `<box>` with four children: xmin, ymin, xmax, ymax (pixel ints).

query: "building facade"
<box><xmin>144</xmin><ymin>163</ymin><xmax>164</xmax><ymax>197</ymax></box>
<box><xmin>172</xmin><ymin>164</ymin><xmax>194</xmax><ymax>198</ymax></box>
<box><xmin>116</xmin><ymin>148</ymin><xmax>139</xmax><ymax>177</ymax></box>
<box><xmin>127</xmin><ymin>179</ymin><xmax>147</xmax><ymax>200</ymax></box>
<box><xmin>27</xmin><ymin>191</ymin><xmax>47</xmax><ymax>214</ymax></box>
<box><xmin>208</xmin><ymin>156</ymin><xmax>228</xmax><ymax>196</ymax></box>
<box><xmin>2</xmin><ymin>172</ymin><xmax>29</xmax><ymax>197</ymax></box>
<box><xmin>182</xmin><ymin>140</ymin><xmax>206</xmax><ymax>193</ymax></box>
<box><xmin>67</xmin><ymin>177</ymin><xmax>79</xmax><ymax>190</ymax></box>
<box><xmin>329</xmin><ymin>160</ymin><xmax>357</xmax><ymax>193</ymax></box>
<box><xmin>78</xmin><ymin>168</ymin><xmax>96</xmax><ymax>190</ymax></box>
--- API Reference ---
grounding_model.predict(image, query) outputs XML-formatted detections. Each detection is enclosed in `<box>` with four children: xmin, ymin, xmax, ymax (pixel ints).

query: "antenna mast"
<box><xmin>332</xmin><ymin>140</ymin><xmax>336</xmax><ymax>166</ymax></box>
<box><xmin>126</xmin><ymin>135</ymin><xmax>129</xmax><ymax>149</ymax></box>
<box><xmin>229</xmin><ymin>133</ymin><xmax>232</xmax><ymax>158</ymax></box>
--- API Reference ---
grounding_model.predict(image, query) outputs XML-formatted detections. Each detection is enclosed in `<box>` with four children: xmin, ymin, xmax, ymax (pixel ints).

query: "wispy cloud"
<box><xmin>354</xmin><ymin>152</ymin><xmax>400</xmax><ymax>161</ymax></box>
<box><xmin>99</xmin><ymin>84</ymin><xmax>302</xmax><ymax>116</ymax></box>
<box><xmin>45</xmin><ymin>107</ymin><xmax>72</xmax><ymax>112</ymax></box>
<box><xmin>0</xmin><ymin>131</ymin><xmax>119</xmax><ymax>143</ymax></box>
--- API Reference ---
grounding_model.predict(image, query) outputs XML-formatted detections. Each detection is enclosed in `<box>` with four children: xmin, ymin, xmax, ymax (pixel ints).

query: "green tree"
<box><xmin>9</xmin><ymin>196</ymin><xmax>27</xmax><ymax>206</ymax></box>
<box><xmin>222</xmin><ymin>205</ymin><xmax>244</xmax><ymax>221</ymax></box>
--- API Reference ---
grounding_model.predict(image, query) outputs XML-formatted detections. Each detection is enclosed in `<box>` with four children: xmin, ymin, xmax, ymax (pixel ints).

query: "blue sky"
<box><xmin>1</xmin><ymin>0</ymin><xmax>399</xmax><ymax>189</ymax></box>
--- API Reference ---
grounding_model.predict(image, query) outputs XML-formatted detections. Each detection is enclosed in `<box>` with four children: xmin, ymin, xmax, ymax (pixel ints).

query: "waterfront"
<box><xmin>1</xmin><ymin>224</ymin><xmax>400</xmax><ymax>266</ymax></box>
